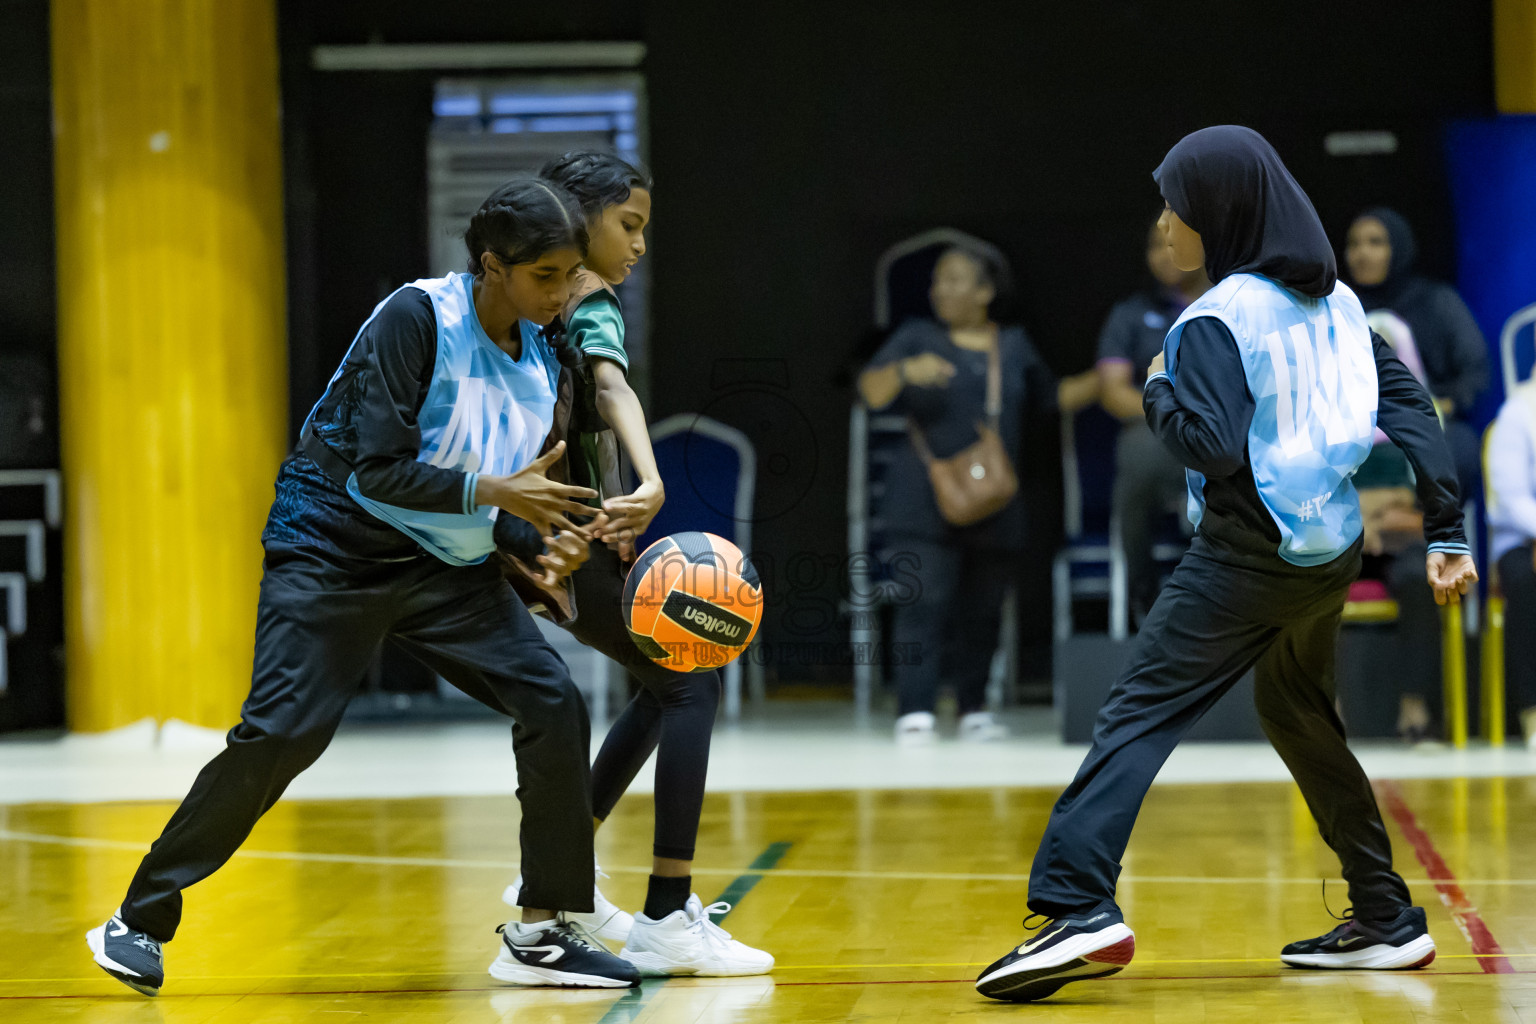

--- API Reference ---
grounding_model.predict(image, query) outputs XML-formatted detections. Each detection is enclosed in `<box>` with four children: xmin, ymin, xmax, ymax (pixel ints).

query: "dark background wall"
<box><xmin>0</xmin><ymin>0</ymin><xmax>1497</xmax><ymax>718</ymax></box>
<box><xmin>0</xmin><ymin>0</ymin><xmax>62</xmax><ymax>730</ymax></box>
<box><xmin>0</xmin><ymin>0</ymin><xmax>55</xmax><ymax>351</ymax></box>
<box><xmin>280</xmin><ymin>0</ymin><xmax>1495</xmax><ymax>683</ymax></box>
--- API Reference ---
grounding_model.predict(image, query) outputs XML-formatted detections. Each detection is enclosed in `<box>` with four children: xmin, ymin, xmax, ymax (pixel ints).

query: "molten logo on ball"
<box><xmin>622</xmin><ymin>531</ymin><xmax>764</xmax><ymax>672</ymax></box>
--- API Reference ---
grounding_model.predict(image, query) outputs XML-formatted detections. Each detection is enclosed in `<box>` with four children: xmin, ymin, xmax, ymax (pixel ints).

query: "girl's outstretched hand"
<box><xmin>478</xmin><ymin>441</ymin><xmax>599</xmax><ymax>537</ymax></box>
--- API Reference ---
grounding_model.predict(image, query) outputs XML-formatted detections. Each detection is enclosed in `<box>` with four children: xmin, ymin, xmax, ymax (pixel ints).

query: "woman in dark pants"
<box><xmin>86</xmin><ymin>177</ymin><xmax>642</xmax><ymax>996</ymax></box>
<box><xmin>858</xmin><ymin>243</ymin><xmax>1096</xmax><ymax>745</ymax></box>
<box><xmin>975</xmin><ymin>127</ymin><xmax>1477</xmax><ymax>1004</ymax></box>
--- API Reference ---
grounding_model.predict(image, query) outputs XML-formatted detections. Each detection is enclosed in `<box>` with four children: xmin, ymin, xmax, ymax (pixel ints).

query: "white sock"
<box><xmin>509</xmin><ymin>920</ymin><xmax>554</xmax><ymax>941</ymax></box>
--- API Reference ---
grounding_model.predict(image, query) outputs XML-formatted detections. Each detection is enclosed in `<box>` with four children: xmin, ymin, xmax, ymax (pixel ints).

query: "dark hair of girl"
<box><xmin>939</xmin><ymin>241</ymin><xmax>1017</xmax><ymax>321</ymax></box>
<box><xmin>463</xmin><ymin>176</ymin><xmax>588</xmax><ymax>367</ymax></box>
<box><xmin>538</xmin><ymin>151</ymin><xmax>654</xmax><ymax>221</ymax></box>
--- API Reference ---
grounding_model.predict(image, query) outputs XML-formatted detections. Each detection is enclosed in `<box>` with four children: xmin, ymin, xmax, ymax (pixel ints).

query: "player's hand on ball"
<box><xmin>600</xmin><ymin>479</ymin><xmax>664</xmax><ymax>561</ymax></box>
<box><xmin>481</xmin><ymin>441</ymin><xmax>600</xmax><ymax>537</ymax></box>
<box><xmin>1426</xmin><ymin>551</ymin><xmax>1478</xmax><ymax>606</ymax></box>
<box><xmin>1147</xmin><ymin>351</ymin><xmax>1166</xmax><ymax>378</ymax></box>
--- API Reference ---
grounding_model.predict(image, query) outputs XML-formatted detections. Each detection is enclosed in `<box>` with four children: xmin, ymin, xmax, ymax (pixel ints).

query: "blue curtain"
<box><xmin>1446</xmin><ymin>115</ymin><xmax>1536</xmax><ymax>423</ymax></box>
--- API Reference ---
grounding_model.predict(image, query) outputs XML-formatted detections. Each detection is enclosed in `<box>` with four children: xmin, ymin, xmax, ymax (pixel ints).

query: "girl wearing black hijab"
<box><xmin>976</xmin><ymin>127</ymin><xmax>1477</xmax><ymax>1003</ymax></box>
<box><xmin>1345</xmin><ymin>207</ymin><xmax>1490</xmax><ymax>500</ymax></box>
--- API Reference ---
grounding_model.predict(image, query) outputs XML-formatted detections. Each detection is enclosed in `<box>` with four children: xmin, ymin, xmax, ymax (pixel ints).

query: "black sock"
<box><xmin>644</xmin><ymin>874</ymin><xmax>692</xmax><ymax>920</ymax></box>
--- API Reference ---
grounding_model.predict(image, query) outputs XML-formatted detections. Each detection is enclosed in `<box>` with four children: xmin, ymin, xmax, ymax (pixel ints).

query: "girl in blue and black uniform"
<box><xmin>493</xmin><ymin>153</ymin><xmax>773</xmax><ymax>977</ymax></box>
<box><xmin>976</xmin><ymin>127</ymin><xmax>1478</xmax><ymax>1003</ymax></box>
<box><xmin>87</xmin><ymin>177</ymin><xmax>642</xmax><ymax>995</ymax></box>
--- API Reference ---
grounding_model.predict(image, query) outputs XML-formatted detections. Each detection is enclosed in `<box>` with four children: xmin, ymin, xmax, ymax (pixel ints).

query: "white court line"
<box><xmin>4</xmin><ymin>828</ymin><xmax>1535</xmax><ymax>886</ymax></box>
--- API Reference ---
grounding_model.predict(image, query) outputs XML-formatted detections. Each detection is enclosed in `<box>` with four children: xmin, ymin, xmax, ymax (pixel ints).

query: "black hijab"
<box><xmin>1346</xmin><ymin>206</ymin><xmax>1419</xmax><ymax>310</ymax></box>
<box><xmin>1153</xmin><ymin>126</ymin><xmax>1337</xmax><ymax>298</ymax></box>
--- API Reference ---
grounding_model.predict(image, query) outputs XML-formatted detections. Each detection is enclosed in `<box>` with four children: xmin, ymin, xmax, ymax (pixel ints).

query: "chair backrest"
<box><xmin>1062</xmin><ymin>406</ymin><xmax>1120</xmax><ymax>541</ymax></box>
<box><xmin>644</xmin><ymin>413</ymin><xmax>755</xmax><ymax>554</ymax></box>
<box><xmin>1501</xmin><ymin>300</ymin><xmax>1536</xmax><ymax>394</ymax></box>
<box><xmin>873</xmin><ymin>227</ymin><xmax>996</xmax><ymax>329</ymax></box>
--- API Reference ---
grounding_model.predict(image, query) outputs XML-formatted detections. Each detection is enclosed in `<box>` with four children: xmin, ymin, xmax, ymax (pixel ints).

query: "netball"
<box><xmin>622</xmin><ymin>532</ymin><xmax>764</xmax><ymax>671</ymax></box>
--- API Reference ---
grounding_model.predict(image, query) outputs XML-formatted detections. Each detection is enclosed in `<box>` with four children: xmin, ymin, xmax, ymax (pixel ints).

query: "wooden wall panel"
<box><xmin>1497</xmin><ymin>0</ymin><xmax>1536</xmax><ymax>113</ymax></box>
<box><xmin>52</xmin><ymin>0</ymin><xmax>287</xmax><ymax>731</ymax></box>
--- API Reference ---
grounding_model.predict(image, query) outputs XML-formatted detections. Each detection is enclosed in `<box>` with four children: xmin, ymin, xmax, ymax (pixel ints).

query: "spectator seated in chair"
<box><xmin>1097</xmin><ymin>216</ymin><xmax>1210</xmax><ymax>626</ymax></box>
<box><xmin>1353</xmin><ymin>311</ymin><xmax>1444</xmax><ymax>743</ymax></box>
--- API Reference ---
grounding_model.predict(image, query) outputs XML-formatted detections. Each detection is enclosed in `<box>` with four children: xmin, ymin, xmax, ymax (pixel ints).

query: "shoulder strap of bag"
<box><xmin>985</xmin><ymin>338</ymin><xmax>1002</xmax><ymax>426</ymax></box>
<box><xmin>906</xmin><ymin>417</ymin><xmax>935</xmax><ymax>464</ymax></box>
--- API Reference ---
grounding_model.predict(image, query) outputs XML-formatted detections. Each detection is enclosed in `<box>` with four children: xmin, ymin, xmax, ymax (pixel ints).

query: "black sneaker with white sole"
<box><xmin>86</xmin><ymin>912</ymin><xmax>165</xmax><ymax>996</ymax></box>
<box><xmin>1281</xmin><ymin>905</ymin><xmax>1435</xmax><ymax>970</ymax></box>
<box><xmin>489</xmin><ymin>915</ymin><xmax>642</xmax><ymax>988</ymax></box>
<box><xmin>975</xmin><ymin>907</ymin><xmax>1135</xmax><ymax>1002</ymax></box>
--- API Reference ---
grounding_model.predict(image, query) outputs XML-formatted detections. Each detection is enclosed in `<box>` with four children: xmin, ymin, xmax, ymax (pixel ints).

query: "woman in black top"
<box><xmin>859</xmin><ymin>243</ymin><xmax>1095</xmax><ymax>744</ymax></box>
<box><xmin>1344</xmin><ymin>207</ymin><xmax>1489</xmax><ymax>501</ymax></box>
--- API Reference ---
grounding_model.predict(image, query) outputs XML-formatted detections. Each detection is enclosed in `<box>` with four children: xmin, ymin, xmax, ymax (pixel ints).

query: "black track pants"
<box><xmin>121</xmin><ymin>479</ymin><xmax>595</xmax><ymax>941</ymax></box>
<box><xmin>1028</xmin><ymin>550</ymin><xmax>1413</xmax><ymax>923</ymax></box>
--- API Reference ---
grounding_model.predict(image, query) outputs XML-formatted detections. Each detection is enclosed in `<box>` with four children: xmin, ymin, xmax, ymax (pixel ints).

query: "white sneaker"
<box><xmin>503</xmin><ymin>863</ymin><xmax>633</xmax><ymax>948</ymax></box>
<box><xmin>895</xmin><ymin>711</ymin><xmax>937</xmax><ymax>745</ymax></box>
<box><xmin>959</xmin><ymin>711</ymin><xmax>1009</xmax><ymax>742</ymax></box>
<box><xmin>621</xmin><ymin>895</ymin><xmax>774</xmax><ymax>977</ymax></box>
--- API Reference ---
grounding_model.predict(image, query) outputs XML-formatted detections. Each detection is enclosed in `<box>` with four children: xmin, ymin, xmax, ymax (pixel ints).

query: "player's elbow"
<box><xmin>1193</xmin><ymin>449</ymin><xmax>1247</xmax><ymax>478</ymax></box>
<box><xmin>351</xmin><ymin>457</ymin><xmax>394</xmax><ymax>499</ymax></box>
<box><xmin>594</xmin><ymin>379</ymin><xmax>632</xmax><ymax>422</ymax></box>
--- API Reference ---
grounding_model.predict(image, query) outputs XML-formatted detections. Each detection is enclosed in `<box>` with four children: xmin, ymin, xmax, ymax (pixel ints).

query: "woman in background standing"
<box><xmin>858</xmin><ymin>242</ymin><xmax>1096</xmax><ymax>745</ymax></box>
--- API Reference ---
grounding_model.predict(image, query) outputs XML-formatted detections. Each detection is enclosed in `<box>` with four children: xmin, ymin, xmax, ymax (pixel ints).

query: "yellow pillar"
<box><xmin>1482</xmin><ymin>595</ymin><xmax>1506</xmax><ymax>746</ymax></box>
<box><xmin>52</xmin><ymin>0</ymin><xmax>287</xmax><ymax>731</ymax></box>
<box><xmin>1496</xmin><ymin>0</ymin><xmax>1536</xmax><ymax>113</ymax></box>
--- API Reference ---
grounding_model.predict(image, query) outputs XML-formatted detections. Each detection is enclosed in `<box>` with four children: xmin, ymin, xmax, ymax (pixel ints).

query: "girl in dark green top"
<box><xmin>498</xmin><ymin>152</ymin><xmax>774</xmax><ymax>977</ymax></box>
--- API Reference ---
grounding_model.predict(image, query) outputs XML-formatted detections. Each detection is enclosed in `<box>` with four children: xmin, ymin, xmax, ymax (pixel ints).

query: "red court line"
<box><xmin>1377</xmin><ymin>779</ymin><xmax>1513</xmax><ymax>974</ymax></box>
<box><xmin>774</xmin><ymin>967</ymin><xmax>1532</xmax><ymax>987</ymax></box>
<box><xmin>4</xmin><ymin>968</ymin><xmax>1527</xmax><ymax>1000</ymax></box>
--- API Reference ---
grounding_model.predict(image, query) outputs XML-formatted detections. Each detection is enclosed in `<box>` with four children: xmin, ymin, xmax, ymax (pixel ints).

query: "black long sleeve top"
<box><xmin>304</xmin><ymin>288</ymin><xmax>473</xmax><ymax>514</ymax></box>
<box><xmin>1142</xmin><ymin>316</ymin><xmax>1467</xmax><ymax>573</ymax></box>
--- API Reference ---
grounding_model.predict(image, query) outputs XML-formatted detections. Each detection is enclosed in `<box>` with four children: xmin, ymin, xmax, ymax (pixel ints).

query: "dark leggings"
<box><xmin>564</xmin><ymin>542</ymin><xmax>720</xmax><ymax>861</ymax></box>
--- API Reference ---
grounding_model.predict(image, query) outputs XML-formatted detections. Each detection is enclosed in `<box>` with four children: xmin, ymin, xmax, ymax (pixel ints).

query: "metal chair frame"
<box><xmin>647</xmin><ymin>412</ymin><xmax>761</xmax><ymax>722</ymax></box>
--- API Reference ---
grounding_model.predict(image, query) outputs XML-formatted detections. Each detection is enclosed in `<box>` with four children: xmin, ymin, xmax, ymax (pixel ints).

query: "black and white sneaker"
<box><xmin>975</xmin><ymin>908</ymin><xmax>1135</xmax><ymax>1002</ymax></box>
<box><xmin>86</xmin><ymin>912</ymin><xmax>165</xmax><ymax>996</ymax></box>
<box><xmin>488</xmin><ymin>915</ymin><xmax>642</xmax><ymax>988</ymax></box>
<box><xmin>1281</xmin><ymin>905</ymin><xmax>1435</xmax><ymax>970</ymax></box>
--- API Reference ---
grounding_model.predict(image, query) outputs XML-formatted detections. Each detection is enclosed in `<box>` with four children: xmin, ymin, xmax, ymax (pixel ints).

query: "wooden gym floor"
<box><xmin>1</xmin><ymin>777</ymin><xmax>1533</xmax><ymax>1022</ymax></box>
